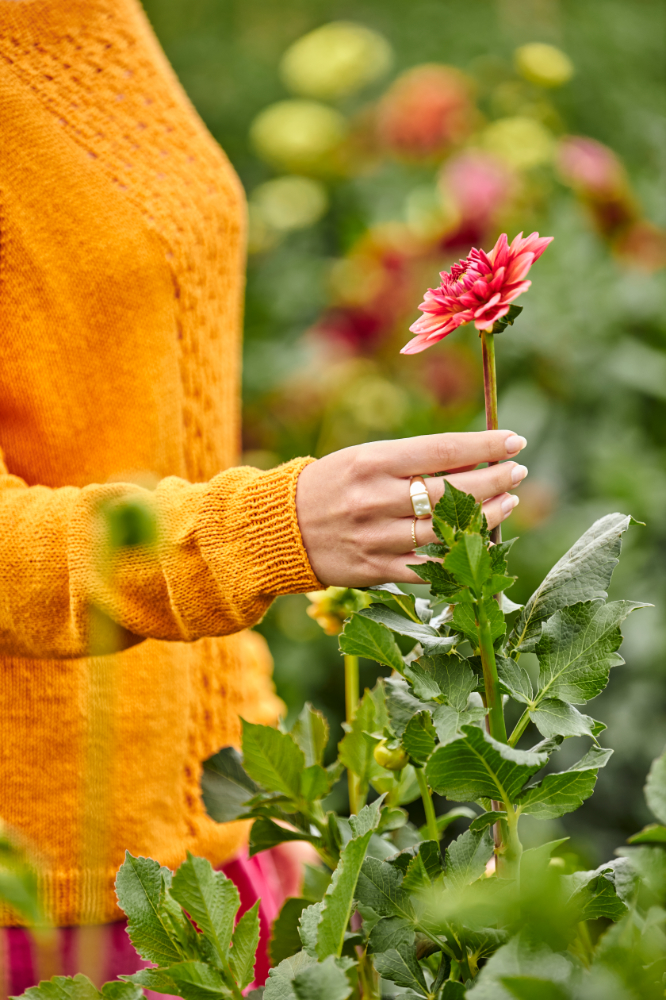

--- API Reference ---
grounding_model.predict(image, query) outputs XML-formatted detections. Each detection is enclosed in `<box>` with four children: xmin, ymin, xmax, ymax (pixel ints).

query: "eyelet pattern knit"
<box><xmin>0</xmin><ymin>0</ymin><xmax>320</xmax><ymax>925</ymax></box>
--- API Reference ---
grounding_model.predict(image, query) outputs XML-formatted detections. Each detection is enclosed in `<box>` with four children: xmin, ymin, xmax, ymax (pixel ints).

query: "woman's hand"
<box><xmin>295</xmin><ymin>430</ymin><xmax>527</xmax><ymax>586</ymax></box>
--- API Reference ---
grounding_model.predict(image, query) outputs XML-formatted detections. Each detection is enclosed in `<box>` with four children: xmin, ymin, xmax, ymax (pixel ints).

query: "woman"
<box><xmin>0</xmin><ymin>0</ymin><xmax>526</xmax><ymax>990</ymax></box>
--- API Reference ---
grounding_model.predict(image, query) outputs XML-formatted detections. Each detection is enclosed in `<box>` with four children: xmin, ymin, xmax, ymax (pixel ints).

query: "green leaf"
<box><xmin>401</xmin><ymin>840</ymin><xmax>443</xmax><ymax>891</ymax></box>
<box><xmin>510</xmin><ymin>512</ymin><xmax>639</xmax><ymax>652</ymax></box>
<box><xmin>100</xmin><ymin>984</ymin><xmax>143</xmax><ymax>1000</ymax></box>
<box><xmin>263</xmin><ymin>951</ymin><xmax>317</xmax><ymax>1000</ymax></box>
<box><xmin>565</xmin><ymin>869</ymin><xmax>627</xmax><ymax>922</ymax></box>
<box><xmin>444</xmin><ymin>828</ymin><xmax>494</xmax><ymax>889</ymax></box>
<box><xmin>441</xmin><ymin>984</ymin><xmax>467</xmax><ymax>1000</ymax></box>
<box><xmin>230</xmin><ymin>900</ymin><xmax>260</xmax><ymax>989</ymax></box>
<box><xmin>627</xmin><ymin>823</ymin><xmax>666</xmax><ymax>844</ymax></box>
<box><xmin>407</xmin><ymin>655</ymin><xmax>477</xmax><ymax>711</ymax></box>
<box><xmin>316</xmin><ymin>798</ymin><xmax>383</xmax><ymax>959</ymax></box>
<box><xmin>302</xmin><ymin>864</ymin><xmax>332</xmax><ymax>902</ymax></box>
<box><xmin>115</xmin><ymin>853</ymin><xmax>185</xmax><ymax>966</ymax></box>
<box><xmin>249</xmin><ymin>818</ymin><xmax>319</xmax><ymax>857</ymax></box>
<box><xmin>444</xmin><ymin>533</ymin><xmax>493</xmax><ymax>595</ymax></box>
<box><xmin>241</xmin><ymin>721</ymin><xmax>305</xmax><ymax>798</ymax></box>
<box><xmin>452</xmin><ymin>599</ymin><xmax>506</xmax><ymax>646</ymax></box>
<box><xmin>170</xmin><ymin>853</ymin><xmax>240</xmax><ymax>964</ymax></box>
<box><xmin>269</xmin><ymin>898</ymin><xmax>311</xmax><ymax>966</ymax></box>
<box><xmin>497</xmin><ymin>656</ymin><xmax>533</xmax><ymax>705</ymax></box>
<box><xmin>535</xmin><ymin>600</ymin><xmax>648</xmax><ymax>705</ymax></box>
<box><xmin>292</xmin><ymin>955</ymin><xmax>352</xmax><ymax>1000</ymax></box>
<box><xmin>367</xmin><ymin>915</ymin><xmax>415</xmax><ymax>954</ymax></box>
<box><xmin>466</xmin><ymin>935</ymin><xmax>576</xmax><ymax>1000</ymax></box>
<box><xmin>17</xmin><ymin>975</ymin><xmax>102</xmax><ymax>1000</ymax></box>
<box><xmin>408</xmin><ymin>560</ymin><xmax>462</xmax><ymax>600</ymax></box>
<box><xmin>385</xmin><ymin>677</ymin><xmax>435</xmax><ymax>737</ymax></box>
<box><xmin>128</xmin><ymin>962</ymin><xmax>229</xmax><ymax>1000</ymax></box>
<box><xmin>291</xmin><ymin>703</ymin><xmax>329</xmax><ymax>768</ymax></box>
<box><xmin>499</xmin><ymin>978</ymin><xmax>571</xmax><ymax>1000</ymax></box>
<box><xmin>339</xmin><ymin>613</ymin><xmax>405</xmax><ymax>672</ymax></box>
<box><xmin>374</xmin><ymin>945</ymin><xmax>428</xmax><ymax>995</ymax></box>
<box><xmin>355</xmin><ymin>857</ymin><xmax>415</xmax><ymax>921</ymax></box>
<box><xmin>489</xmin><ymin>538</ymin><xmax>517</xmax><ymax>575</ymax></box>
<box><xmin>402</xmin><ymin>711</ymin><xmax>437</xmax><ymax>765</ymax></box>
<box><xmin>518</xmin><ymin>745</ymin><xmax>613</xmax><ymax>819</ymax></box>
<box><xmin>298</xmin><ymin>901</ymin><xmax>324</xmax><ymax>956</ymax></box>
<box><xmin>299</xmin><ymin>764</ymin><xmax>330</xmax><ymax>801</ymax></box>
<box><xmin>359</xmin><ymin>605</ymin><xmax>456</xmax><ymax>656</ymax></box>
<box><xmin>436</xmin><ymin>480</ymin><xmax>477</xmax><ymax>531</ymax></box>
<box><xmin>529</xmin><ymin>699</ymin><xmax>596</xmax><ymax>739</ymax></box>
<box><xmin>426</xmin><ymin>726</ymin><xmax>548</xmax><ymax>804</ymax></box>
<box><xmin>469</xmin><ymin>811</ymin><xmax>507</xmax><ymax>832</ymax></box>
<box><xmin>201</xmin><ymin>747</ymin><xmax>259</xmax><ymax>824</ymax></box>
<box><xmin>644</xmin><ymin>746</ymin><xmax>666</xmax><ymax>824</ymax></box>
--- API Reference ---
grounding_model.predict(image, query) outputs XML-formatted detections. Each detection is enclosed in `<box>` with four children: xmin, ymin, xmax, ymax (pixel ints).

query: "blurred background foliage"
<box><xmin>141</xmin><ymin>0</ymin><xmax>665</xmax><ymax>865</ymax></box>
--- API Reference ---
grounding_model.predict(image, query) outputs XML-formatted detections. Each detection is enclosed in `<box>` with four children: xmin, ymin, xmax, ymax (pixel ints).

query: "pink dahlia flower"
<box><xmin>401</xmin><ymin>231</ymin><xmax>553</xmax><ymax>355</ymax></box>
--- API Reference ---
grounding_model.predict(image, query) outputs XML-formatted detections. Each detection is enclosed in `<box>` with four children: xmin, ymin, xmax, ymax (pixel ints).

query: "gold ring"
<box><xmin>411</xmin><ymin>516</ymin><xmax>418</xmax><ymax>549</ymax></box>
<box><xmin>410</xmin><ymin>476</ymin><xmax>433</xmax><ymax>519</ymax></box>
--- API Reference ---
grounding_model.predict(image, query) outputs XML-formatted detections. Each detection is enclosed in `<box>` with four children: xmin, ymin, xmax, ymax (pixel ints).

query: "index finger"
<box><xmin>374</xmin><ymin>430</ymin><xmax>527</xmax><ymax>477</ymax></box>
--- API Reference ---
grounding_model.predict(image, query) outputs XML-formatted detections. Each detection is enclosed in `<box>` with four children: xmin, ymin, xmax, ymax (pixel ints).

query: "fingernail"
<box><xmin>505</xmin><ymin>434</ymin><xmax>527</xmax><ymax>455</ymax></box>
<box><xmin>511</xmin><ymin>464</ymin><xmax>528</xmax><ymax>485</ymax></box>
<box><xmin>501</xmin><ymin>495</ymin><xmax>520</xmax><ymax>517</ymax></box>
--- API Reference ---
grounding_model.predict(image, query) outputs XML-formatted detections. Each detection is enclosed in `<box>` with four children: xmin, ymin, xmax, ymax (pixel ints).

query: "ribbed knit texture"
<box><xmin>0</xmin><ymin>0</ymin><xmax>320</xmax><ymax>926</ymax></box>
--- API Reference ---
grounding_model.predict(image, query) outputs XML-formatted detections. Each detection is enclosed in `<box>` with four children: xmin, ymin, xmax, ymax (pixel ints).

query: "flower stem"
<box><xmin>481</xmin><ymin>331</ymin><xmax>501</xmax><ymax>547</ymax></box>
<box><xmin>416</xmin><ymin>766</ymin><xmax>439</xmax><ymax>842</ymax></box>
<box><xmin>508</xmin><ymin>707</ymin><xmax>532</xmax><ymax>747</ymax></box>
<box><xmin>477</xmin><ymin>600</ymin><xmax>507</xmax><ymax>744</ymax></box>
<box><xmin>344</xmin><ymin>654</ymin><xmax>361</xmax><ymax>814</ymax></box>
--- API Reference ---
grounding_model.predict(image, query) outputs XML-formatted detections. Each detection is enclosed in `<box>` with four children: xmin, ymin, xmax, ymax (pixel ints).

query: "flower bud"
<box><xmin>280</xmin><ymin>21</ymin><xmax>392</xmax><ymax>101</ymax></box>
<box><xmin>481</xmin><ymin>116</ymin><xmax>554</xmax><ymax>170</ymax></box>
<box><xmin>514</xmin><ymin>43</ymin><xmax>574</xmax><ymax>88</ymax></box>
<box><xmin>373</xmin><ymin>740</ymin><xmax>408</xmax><ymax>772</ymax></box>
<box><xmin>250</xmin><ymin>100</ymin><xmax>347</xmax><ymax>175</ymax></box>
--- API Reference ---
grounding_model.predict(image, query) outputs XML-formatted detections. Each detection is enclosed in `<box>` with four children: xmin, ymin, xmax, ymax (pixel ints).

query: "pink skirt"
<box><xmin>0</xmin><ymin>849</ymin><xmax>290</xmax><ymax>999</ymax></box>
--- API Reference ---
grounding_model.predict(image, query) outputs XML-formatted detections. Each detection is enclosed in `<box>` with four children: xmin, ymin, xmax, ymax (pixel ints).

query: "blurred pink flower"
<box><xmin>401</xmin><ymin>231</ymin><xmax>553</xmax><ymax>354</ymax></box>
<box><xmin>556</xmin><ymin>136</ymin><xmax>626</xmax><ymax>199</ymax></box>
<box><xmin>377</xmin><ymin>64</ymin><xmax>476</xmax><ymax>160</ymax></box>
<box><xmin>440</xmin><ymin>150</ymin><xmax>517</xmax><ymax>232</ymax></box>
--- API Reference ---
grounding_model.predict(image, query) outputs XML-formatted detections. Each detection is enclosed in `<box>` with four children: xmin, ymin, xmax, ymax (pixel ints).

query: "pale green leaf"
<box><xmin>402</xmin><ymin>711</ymin><xmax>436</xmax><ymax>765</ymax></box>
<box><xmin>115</xmin><ymin>853</ymin><xmax>184</xmax><ymax>965</ymax></box>
<box><xmin>444</xmin><ymin>828</ymin><xmax>494</xmax><ymax>889</ymax></box>
<box><xmin>497</xmin><ymin>656</ymin><xmax>533</xmax><ymax>705</ymax></box>
<box><xmin>338</xmin><ymin>687</ymin><xmax>388</xmax><ymax>791</ymax></box>
<box><xmin>518</xmin><ymin>746</ymin><xmax>613</xmax><ymax>819</ymax></box>
<box><xmin>241</xmin><ymin>721</ymin><xmax>305</xmax><ymax>798</ymax></box>
<box><xmin>431</xmin><ymin>704</ymin><xmax>462</xmax><ymax>745</ymax></box>
<box><xmin>339</xmin><ymin>614</ymin><xmax>405</xmax><ymax>672</ymax></box>
<box><xmin>645</xmin><ymin>746</ymin><xmax>666</xmax><ymax>824</ymax></box>
<box><xmin>466</xmin><ymin>935</ymin><xmax>576</xmax><ymax>1000</ymax></box>
<box><xmin>230</xmin><ymin>901</ymin><xmax>260</xmax><ymax>989</ymax></box>
<box><xmin>17</xmin><ymin>975</ymin><xmax>101</xmax><ymax>1000</ymax></box>
<box><xmin>170</xmin><ymin>853</ymin><xmax>240</xmax><ymax>963</ymax></box>
<box><xmin>535</xmin><ymin>600</ymin><xmax>648</xmax><ymax>705</ymax></box>
<box><xmin>510</xmin><ymin>512</ymin><xmax>638</xmax><ymax>652</ymax></box>
<box><xmin>263</xmin><ymin>952</ymin><xmax>317</xmax><ymax>1000</ymax></box>
<box><xmin>127</xmin><ymin>962</ymin><xmax>229</xmax><ymax>1000</ymax></box>
<box><xmin>316</xmin><ymin>798</ymin><xmax>382</xmax><ymax>959</ymax></box>
<box><xmin>292</xmin><ymin>955</ymin><xmax>352</xmax><ymax>1000</ymax></box>
<box><xmin>627</xmin><ymin>823</ymin><xmax>666</xmax><ymax>844</ymax></box>
<box><xmin>355</xmin><ymin>857</ymin><xmax>415</xmax><ymax>921</ymax></box>
<box><xmin>298</xmin><ymin>901</ymin><xmax>324</xmax><ymax>956</ymax></box>
<box><xmin>100</xmin><ymin>984</ymin><xmax>143</xmax><ymax>1000</ymax></box>
<box><xmin>367</xmin><ymin>915</ymin><xmax>414</xmax><ymax>954</ymax></box>
<box><xmin>249</xmin><ymin>818</ymin><xmax>318</xmax><ymax>857</ymax></box>
<box><xmin>453</xmin><ymin>599</ymin><xmax>506</xmax><ymax>645</ymax></box>
<box><xmin>564</xmin><ymin>869</ymin><xmax>627</xmax><ymax>922</ymax></box>
<box><xmin>359</xmin><ymin>605</ymin><xmax>455</xmax><ymax>656</ymax></box>
<box><xmin>374</xmin><ymin>945</ymin><xmax>428</xmax><ymax>995</ymax></box>
<box><xmin>385</xmin><ymin>677</ymin><xmax>435</xmax><ymax>737</ymax></box>
<box><xmin>299</xmin><ymin>764</ymin><xmax>330</xmax><ymax>801</ymax></box>
<box><xmin>529</xmin><ymin>699</ymin><xmax>596</xmax><ymax>739</ymax></box>
<box><xmin>444</xmin><ymin>534</ymin><xmax>493</xmax><ymax>595</ymax></box>
<box><xmin>408</xmin><ymin>655</ymin><xmax>476</xmax><ymax>710</ymax></box>
<box><xmin>426</xmin><ymin>726</ymin><xmax>548</xmax><ymax>804</ymax></box>
<box><xmin>469</xmin><ymin>811</ymin><xmax>507</xmax><ymax>833</ymax></box>
<box><xmin>291</xmin><ymin>703</ymin><xmax>329</xmax><ymax>768</ymax></box>
<box><xmin>500</xmin><ymin>977</ymin><xmax>571</xmax><ymax>1000</ymax></box>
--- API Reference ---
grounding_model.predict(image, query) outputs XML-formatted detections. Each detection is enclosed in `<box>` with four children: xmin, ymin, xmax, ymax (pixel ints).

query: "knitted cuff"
<box><xmin>207</xmin><ymin>456</ymin><xmax>321</xmax><ymax>598</ymax></box>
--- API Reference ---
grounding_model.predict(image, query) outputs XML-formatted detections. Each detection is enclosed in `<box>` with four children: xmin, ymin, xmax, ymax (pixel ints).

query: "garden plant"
<box><xmin>10</xmin><ymin>232</ymin><xmax>666</xmax><ymax>998</ymax></box>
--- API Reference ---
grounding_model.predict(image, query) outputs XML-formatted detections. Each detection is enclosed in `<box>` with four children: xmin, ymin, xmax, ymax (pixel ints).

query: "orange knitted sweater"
<box><xmin>0</xmin><ymin>0</ymin><xmax>319</xmax><ymax>926</ymax></box>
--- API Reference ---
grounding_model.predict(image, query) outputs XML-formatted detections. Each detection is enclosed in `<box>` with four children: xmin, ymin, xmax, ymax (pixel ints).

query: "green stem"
<box><xmin>344</xmin><ymin>654</ymin><xmax>361</xmax><ymax>815</ymax></box>
<box><xmin>416</xmin><ymin>766</ymin><xmax>439</xmax><ymax>843</ymax></box>
<box><xmin>481</xmin><ymin>331</ymin><xmax>502</xmax><ymax>548</ymax></box>
<box><xmin>477</xmin><ymin>600</ymin><xmax>507</xmax><ymax>744</ymax></box>
<box><xmin>508</xmin><ymin>707</ymin><xmax>532</xmax><ymax>747</ymax></box>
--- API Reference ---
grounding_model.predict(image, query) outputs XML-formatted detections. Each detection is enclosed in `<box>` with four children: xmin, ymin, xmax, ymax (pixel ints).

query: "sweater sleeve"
<box><xmin>0</xmin><ymin>455</ymin><xmax>321</xmax><ymax>659</ymax></box>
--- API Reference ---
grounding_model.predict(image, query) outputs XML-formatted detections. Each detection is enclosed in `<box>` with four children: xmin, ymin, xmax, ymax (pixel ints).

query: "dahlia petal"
<box><xmin>505</xmin><ymin>252</ymin><xmax>536</xmax><ymax>283</ymax></box>
<box><xmin>474</xmin><ymin>304</ymin><xmax>510</xmax><ymax>331</ymax></box>
<box><xmin>487</xmin><ymin>233</ymin><xmax>509</xmax><ymax>267</ymax></box>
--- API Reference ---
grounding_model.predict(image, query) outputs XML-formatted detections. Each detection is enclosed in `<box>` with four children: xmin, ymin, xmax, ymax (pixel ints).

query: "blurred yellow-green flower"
<box><xmin>250</xmin><ymin>100</ymin><xmax>347</xmax><ymax>175</ymax></box>
<box><xmin>514</xmin><ymin>43</ymin><xmax>574</xmax><ymax>88</ymax></box>
<box><xmin>280</xmin><ymin>21</ymin><xmax>393</xmax><ymax>101</ymax></box>
<box><xmin>305</xmin><ymin>587</ymin><xmax>372</xmax><ymax>636</ymax></box>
